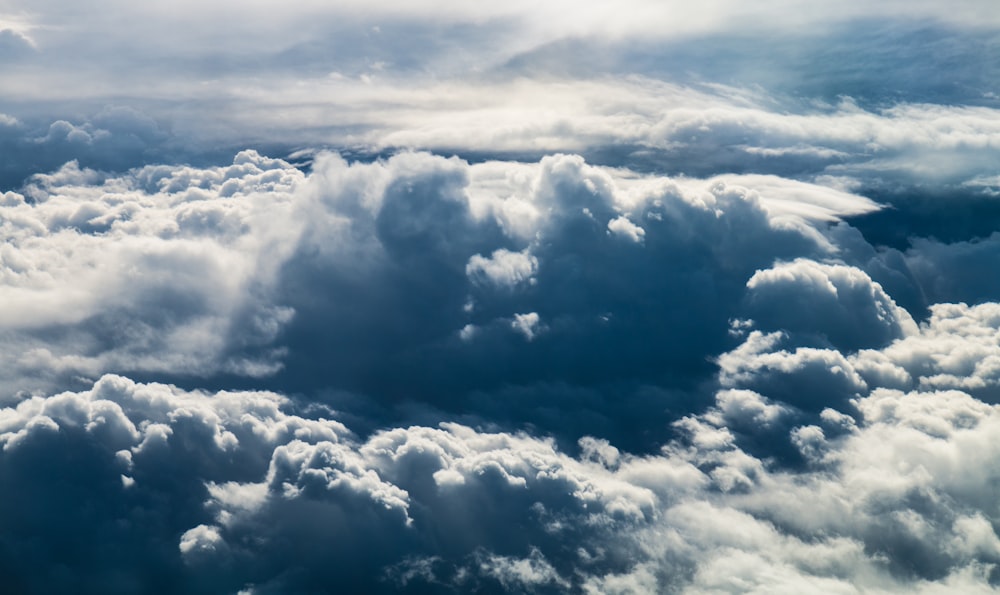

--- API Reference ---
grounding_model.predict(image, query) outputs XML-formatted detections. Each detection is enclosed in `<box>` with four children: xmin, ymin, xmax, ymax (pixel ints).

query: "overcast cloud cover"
<box><xmin>2</xmin><ymin>1</ymin><xmax>1000</xmax><ymax>593</ymax></box>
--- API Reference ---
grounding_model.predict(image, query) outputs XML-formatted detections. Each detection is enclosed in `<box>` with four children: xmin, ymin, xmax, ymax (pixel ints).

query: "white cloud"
<box><xmin>179</xmin><ymin>524</ymin><xmax>226</xmax><ymax>559</ymax></box>
<box><xmin>511</xmin><ymin>312</ymin><xmax>542</xmax><ymax>340</ymax></box>
<box><xmin>0</xmin><ymin>151</ymin><xmax>304</xmax><ymax>393</ymax></box>
<box><xmin>854</xmin><ymin>302</ymin><xmax>1000</xmax><ymax>397</ymax></box>
<box><xmin>476</xmin><ymin>548</ymin><xmax>571</xmax><ymax>592</ymax></box>
<box><xmin>466</xmin><ymin>248</ymin><xmax>538</xmax><ymax>288</ymax></box>
<box><xmin>607</xmin><ymin>215</ymin><xmax>645</xmax><ymax>243</ymax></box>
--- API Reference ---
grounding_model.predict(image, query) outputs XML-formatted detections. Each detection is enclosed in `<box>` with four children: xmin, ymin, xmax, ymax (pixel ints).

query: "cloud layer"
<box><xmin>2</xmin><ymin>143</ymin><xmax>999</xmax><ymax>592</ymax></box>
<box><xmin>5</xmin><ymin>301</ymin><xmax>1000</xmax><ymax>593</ymax></box>
<box><xmin>3</xmin><ymin>1</ymin><xmax>1000</xmax><ymax>593</ymax></box>
<box><xmin>1</xmin><ymin>149</ymin><xmax>907</xmax><ymax>446</ymax></box>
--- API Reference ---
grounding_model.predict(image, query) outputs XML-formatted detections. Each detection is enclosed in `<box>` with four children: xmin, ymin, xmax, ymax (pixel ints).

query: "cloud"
<box><xmin>744</xmin><ymin>259</ymin><xmax>918</xmax><ymax>351</ymax></box>
<box><xmin>7</xmin><ymin>305</ymin><xmax>1000</xmax><ymax>593</ymax></box>
<box><xmin>0</xmin><ymin>27</ymin><xmax>33</xmax><ymax>58</ymax></box>
<box><xmin>2</xmin><ymin>146</ymin><xmax>958</xmax><ymax>452</ymax></box>
<box><xmin>1</xmin><ymin>2</ymin><xmax>1000</xmax><ymax>590</ymax></box>
<box><xmin>607</xmin><ymin>215</ymin><xmax>645</xmax><ymax>243</ymax></box>
<box><xmin>466</xmin><ymin>248</ymin><xmax>538</xmax><ymax>288</ymax></box>
<box><xmin>902</xmin><ymin>233</ymin><xmax>1000</xmax><ymax>305</ymax></box>
<box><xmin>0</xmin><ymin>144</ymin><xmax>996</xmax><ymax>591</ymax></box>
<box><xmin>0</xmin><ymin>108</ymin><xmax>173</xmax><ymax>190</ymax></box>
<box><xmin>510</xmin><ymin>312</ymin><xmax>543</xmax><ymax>341</ymax></box>
<box><xmin>260</xmin><ymin>151</ymin><xmax>889</xmax><ymax>447</ymax></box>
<box><xmin>3</xmin><ymin>8</ymin><xmax>999</xmax><ymax>198</ymax></box>
<box><xmin>0</xmin><ymin>151</ymin><xmax>301</xmax><ymax>396</ymax></box>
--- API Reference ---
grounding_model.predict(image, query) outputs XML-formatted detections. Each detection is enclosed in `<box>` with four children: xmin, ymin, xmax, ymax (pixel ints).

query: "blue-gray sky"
<box><xmin>2</xmin><ymin>2</ymin><xmax>1000</xmax><ymax>593</ymax></box>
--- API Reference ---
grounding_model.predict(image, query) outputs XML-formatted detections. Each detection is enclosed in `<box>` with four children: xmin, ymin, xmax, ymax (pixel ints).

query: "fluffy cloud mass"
<box><xmin>0</xmin><ymin>150</ymin><xmax>891</xmax><ymax>433</ymax></box>
<box><xmin>0</xmin><ymin>151</ymin><xmax>301</xmax><ymax>395</ymax></box>
<box><xmin>3</xmin><ymin>0</ymin><xmax>1000</xmax><ymax>593</ymax></box>
<box><xmin>2</xmin><ymin>144</ymin><xmax>999</xmax><ymax>593</ymax></box>
<box><xmin>6</xmin><ymin>308</ymin><xmax>1000</xmax><ymax>592</ymax></box>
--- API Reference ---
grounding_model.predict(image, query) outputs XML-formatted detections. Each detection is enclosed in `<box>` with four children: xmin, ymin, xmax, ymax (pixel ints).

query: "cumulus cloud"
<box><xmin>257</xmin><ymin>150</ymin><xmax>901</xmax><ymax>446</ymax></box>
<box><xmin>6</xmin><ymin>302</ymin><xmax>1000</xmax><ymax>593</ymax></box>
<box><xmin>2</xmin><ymin>0</ymin><xmax>1000</xmax><ymax>591</ymax></box>
<box><xmin>0</xmin><ymin>107</ymin><xmax>172</xmax><ymax>190</ymax></box>
<box><xmin>466</xmin><ymin>248</ymin><xmax>538</xmax><ymax>288</ymax></box>
<box><xmin>744</xmin><ymin>259</ymin><xmax>918</xmax><ymax>351</ymax></box>
<box><xmin>8</xmin><ymin>145</ymin><xmax>998</xmax><ymax>591</ymax></box>
<box><xmin>510</xmin><ymin>312</ymin><xmax>543</xmax><ymax>340</ymax></box>
<box><xmin>3</xmin><ymin>140</ymin><xmax>999</xmax><ymax>593</ymax></box>
<box><xmin>0</xmin><ymin>150</ymin><xmax>301</xmax><ymax>396</ymax></box>
<box><xmin>607</xmin><ymin>215</ymin><xmax>645</xmax><ymax>243</ymax></box>
<box><xmin>2</xmin><ymin>145</ymin><xmax>971</xmax><ymax>445</ymax></box>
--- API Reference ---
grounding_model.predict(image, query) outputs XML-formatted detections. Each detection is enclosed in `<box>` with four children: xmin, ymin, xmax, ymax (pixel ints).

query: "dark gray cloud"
<box><xmin>0</xmin><ymin>27</ymin><xmax>33</xmax><ymax>57</ymax></box>
<box><xmin>0</xmin><ymin>108</ymin><xmax>180</xmax><ymax>191</ymax></box>
<box><xmin>743</xmin><ymin>259</ymin><xmax>917</xmax><ymax>352</ymax></box>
